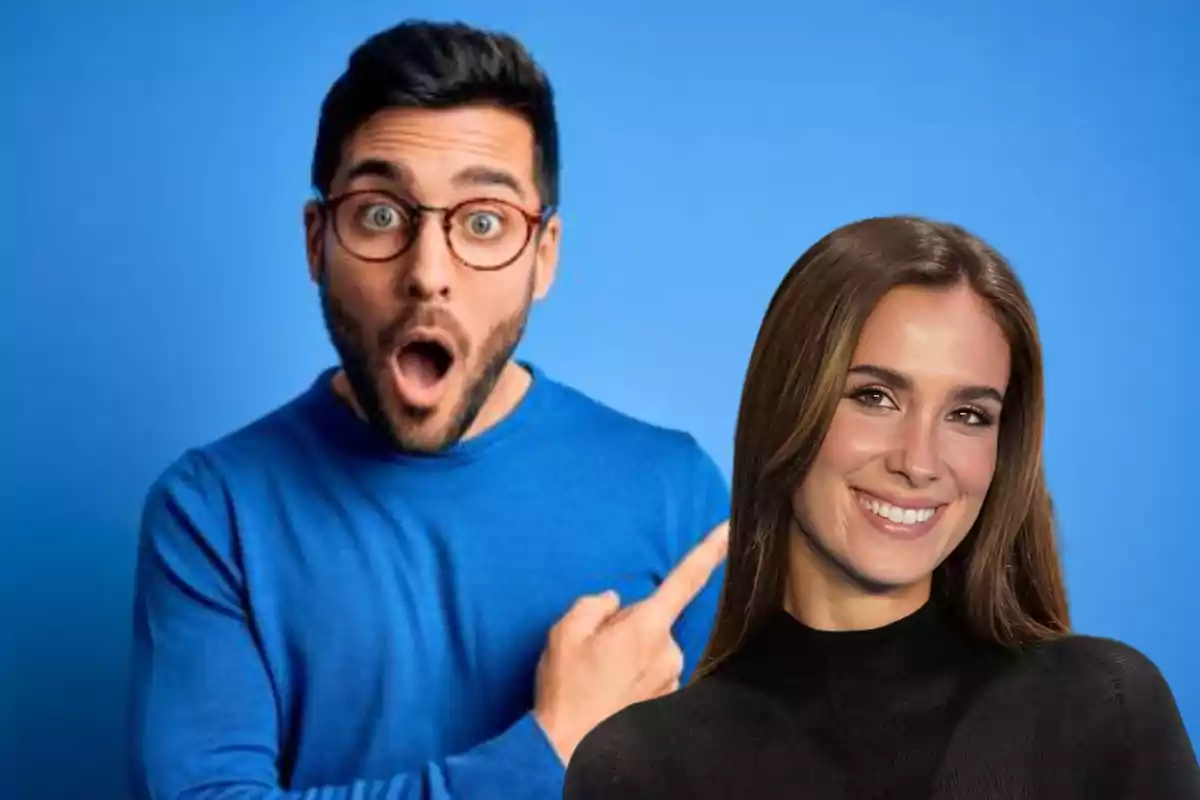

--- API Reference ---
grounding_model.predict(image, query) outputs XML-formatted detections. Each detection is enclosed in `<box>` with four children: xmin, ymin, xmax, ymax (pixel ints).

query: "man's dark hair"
<box><xmin>311</xmin><ymin>20</ymin><xmax>559</xmax><ymax>208</ymax></box>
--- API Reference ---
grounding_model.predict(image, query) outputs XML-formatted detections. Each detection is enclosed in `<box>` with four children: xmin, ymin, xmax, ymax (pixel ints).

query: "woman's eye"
<box><xmin>851</xmin><ymin>388</ymin><xmax>896</xmax><ymax>409</ymax></box>
<box><xmin>950</xmin><ymin>407</ymin><xmax>994</xmax><ymax>427</ymax></box>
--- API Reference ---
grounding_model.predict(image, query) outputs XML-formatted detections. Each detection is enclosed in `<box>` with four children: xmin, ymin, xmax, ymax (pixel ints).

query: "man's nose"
<box><xmin>399</xmin><ymin>216</ymin><xmax>455</xmax><ymax>301</ymax></box>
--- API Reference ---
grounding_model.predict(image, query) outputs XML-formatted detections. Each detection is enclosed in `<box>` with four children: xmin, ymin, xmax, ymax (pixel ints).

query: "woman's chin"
<box><xmin>839</xmin><ymin>553</ymin><xmax>935</xmax><ymax>594</ymax></box>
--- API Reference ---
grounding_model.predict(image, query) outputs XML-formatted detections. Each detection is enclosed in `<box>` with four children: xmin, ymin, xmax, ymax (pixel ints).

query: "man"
<box><xmin>128</xmin><ymin>19</ymin><xmax>730</xmax><ymax>800</ymax></box>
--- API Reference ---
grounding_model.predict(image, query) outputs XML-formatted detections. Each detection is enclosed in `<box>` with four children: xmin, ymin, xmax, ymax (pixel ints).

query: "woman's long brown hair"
<box><xmin>693</xmin><ymin>216</ymin><xmax>1070</xmax><ymax>679</ymax></box>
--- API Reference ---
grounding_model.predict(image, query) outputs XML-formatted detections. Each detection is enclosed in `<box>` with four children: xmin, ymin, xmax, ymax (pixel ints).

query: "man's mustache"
<box><xmin>377</xmin><ymin>304</ymin><xmax>471</xmax><ymax>359</ymax></box>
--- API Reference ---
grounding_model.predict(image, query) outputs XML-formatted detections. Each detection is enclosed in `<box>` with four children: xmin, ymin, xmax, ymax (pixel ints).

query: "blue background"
<box><xmin>4</xmin><ymin>2</ymin><xmax>1198</xmax><ymax>797</ymax></box>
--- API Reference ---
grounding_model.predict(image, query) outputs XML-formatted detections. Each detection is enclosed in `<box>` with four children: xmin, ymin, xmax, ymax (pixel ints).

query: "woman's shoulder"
<box><xmin>1021</xmin><ymin>633</ymin><xmax>1179</xmax><ymax>716</ymax></box>
<box><xmin>1019</xmin><ymin>633</ymin><xmax>1200</xmax><ymax>792</ymax></box>
<box><xmin>564</xmin><ymin>674</ymin><xmax>757</xmax><ymax>797</ymax></box>
<box><xmin>571</xmin><ymin>672</ymin><xmax>753</xmax><ymax>754</ymax></box>
<box><xmin>1027</xmin><ymin>633</ymin><xmax>1166</xmax><ymax>683</ymax></box>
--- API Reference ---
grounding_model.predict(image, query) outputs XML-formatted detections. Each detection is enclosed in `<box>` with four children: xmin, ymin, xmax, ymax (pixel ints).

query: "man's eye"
<box><xmin>361</xmin><ymin>204</ymin><xmax>402</xmax><ymax>230</ymax></box>
<box><xmin>464</xmin><ymin>211</ymin><xmax>504</xmax><ymax>238</ymax></box>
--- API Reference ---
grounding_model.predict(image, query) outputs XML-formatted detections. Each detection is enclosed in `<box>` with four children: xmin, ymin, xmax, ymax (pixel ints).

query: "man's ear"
<box><xmin>303</xmin><ymin>200</ymin><xmax>325</xmax><ymax>283</ymax></box>
<box><xmin>531</xmin><ymin>213</ymin><xmax>561</xmax><ymax>300</ymax></box>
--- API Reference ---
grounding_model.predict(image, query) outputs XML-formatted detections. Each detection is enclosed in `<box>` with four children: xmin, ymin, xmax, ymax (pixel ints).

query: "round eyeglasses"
<box><xmin>320</xmin><ymin>189</ymin><xmax>549</xmax><ymax>271</ymax></box>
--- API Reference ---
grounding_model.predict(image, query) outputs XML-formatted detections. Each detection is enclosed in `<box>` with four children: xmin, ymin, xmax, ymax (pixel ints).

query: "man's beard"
<box><xmin>318</xmin><ymin>265</ymin><xmax>533</xmax><ymax>454</ymax></box>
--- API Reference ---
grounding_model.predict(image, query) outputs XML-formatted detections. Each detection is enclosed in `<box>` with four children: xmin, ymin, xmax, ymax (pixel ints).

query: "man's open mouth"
<box><xmin>391</xmin><ymin>332</ymin><xmax>457</xmax><ymax>408</ymax></box>
<box><xmin>397</xmin><ymin>338</ymin><xmax>453</xmax><ymax>382</ymax></box>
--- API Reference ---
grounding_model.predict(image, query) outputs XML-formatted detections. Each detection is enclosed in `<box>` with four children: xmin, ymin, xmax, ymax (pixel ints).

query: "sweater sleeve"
<box><xmin>1107</xmin><ymin>643</ymin><xmax>1200</xmax><ymax>798</ymax></box>
<box><xmin>668</xmin><ymin>439</ymin><xmax>730</xmax><ymax>682</ymax></box>
<box><xmin>129</xmin><ymin>454</ymin><xmax>565</xmax><ymax>800</ymax></box>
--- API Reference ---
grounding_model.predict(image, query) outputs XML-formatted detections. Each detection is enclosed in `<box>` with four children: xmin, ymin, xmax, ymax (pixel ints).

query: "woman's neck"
<box><xmin>785</xmin><ymin>531</ymin><xmax>932</xmax><ymax>632</ymax></box>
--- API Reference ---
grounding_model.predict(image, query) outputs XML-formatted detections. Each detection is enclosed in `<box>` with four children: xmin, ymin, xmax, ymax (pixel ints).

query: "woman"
<box><xmin>563</xmin><ymin>216</ymin><xmax>1199</xmax><ymax>799</ymax></box>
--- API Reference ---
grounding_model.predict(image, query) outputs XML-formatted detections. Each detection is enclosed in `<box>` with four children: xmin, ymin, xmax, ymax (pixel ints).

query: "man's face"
<box><xmin>304</xmin><ymin>106</ymin><xmax>560</xmax><ymax>453</ymax></box>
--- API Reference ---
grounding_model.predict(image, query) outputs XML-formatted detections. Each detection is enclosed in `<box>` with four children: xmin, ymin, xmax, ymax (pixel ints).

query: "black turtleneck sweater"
<box><xmin>563</xmin><ymin>600</ymin><xmax>1199</xmax><ymax>799</ymax></box>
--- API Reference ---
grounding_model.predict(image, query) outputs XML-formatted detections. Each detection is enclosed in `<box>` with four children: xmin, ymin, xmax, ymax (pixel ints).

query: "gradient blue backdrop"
<box><xmin>4</xmin><ymin>2</ymin><xmax>1198</xmax><ymax>797</ymax></box>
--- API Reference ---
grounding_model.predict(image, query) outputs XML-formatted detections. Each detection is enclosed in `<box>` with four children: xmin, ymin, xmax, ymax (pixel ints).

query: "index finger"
<box><xmin>634</xmin><ymin>520</ymin><xmax>729</xmax><ymax>629</ymax></box>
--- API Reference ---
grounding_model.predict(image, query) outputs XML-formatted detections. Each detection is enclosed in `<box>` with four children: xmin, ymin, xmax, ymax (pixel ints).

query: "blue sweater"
<box><xmin>129</xmin><ymin>365</ymin><xmax>730</xmax><ymax>800</ymax></box>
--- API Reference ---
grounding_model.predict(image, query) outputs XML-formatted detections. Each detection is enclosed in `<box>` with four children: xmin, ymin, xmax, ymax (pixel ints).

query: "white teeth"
<box><xmin>860</xmin><ymin>495</ymin><xmax>936</xmax><ymax>525</ymax></box>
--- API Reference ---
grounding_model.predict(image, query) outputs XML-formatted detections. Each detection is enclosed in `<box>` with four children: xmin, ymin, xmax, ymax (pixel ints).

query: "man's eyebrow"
<box><xmin>451</xmin><ymin>165</ymin><xmax>526</xmax><ymax>200</ymax></box>
<box><xmin>847</xmin><ymin>364</ymin><xmax>1004</xmax><ymax>404</ymax></box>
<box><xmin>342</xmin><ymin>158</ymin><xmax>409</xmax><ymax>186</ymax></box>
<box><xmin>336</xmin><ymin>160</ymin><xmax>528</xmax><ymax>202</ymax></box>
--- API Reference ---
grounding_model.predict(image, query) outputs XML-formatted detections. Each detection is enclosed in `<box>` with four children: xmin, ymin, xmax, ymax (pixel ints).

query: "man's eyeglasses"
<box><xmin>318</xmin><ymin>189</ymin><xmax>550</xmax><ymax>271</ymax></box>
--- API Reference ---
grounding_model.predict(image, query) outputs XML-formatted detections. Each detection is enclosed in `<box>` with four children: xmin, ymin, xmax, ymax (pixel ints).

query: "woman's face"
<box><xmin>792</xmin><ymin>283</ymin><xmax>1011</xmax><ymax>592</ymax></box>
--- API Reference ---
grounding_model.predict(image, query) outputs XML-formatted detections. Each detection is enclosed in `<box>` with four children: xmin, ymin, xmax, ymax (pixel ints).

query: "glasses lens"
<box><xmin>447</xmin><ymin>200</ymin><xmax>531</xmax><ymax>269</ymax></box>
<box><xmin>335</xmin><ymin>191</ymin><xmax>413</xmax><ymax>261</ymax></box>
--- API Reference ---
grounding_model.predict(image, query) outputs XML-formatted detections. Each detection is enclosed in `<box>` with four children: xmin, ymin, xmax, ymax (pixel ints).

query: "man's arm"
<box><xmin>129</xmin><ymin>454</ymin><xmax>563</xmax><ymax>800</ymax></box>
<box><xmin>666</xmin><ymin>438</ymin><xmax>730</xmax><ymax>682</ymax></box>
